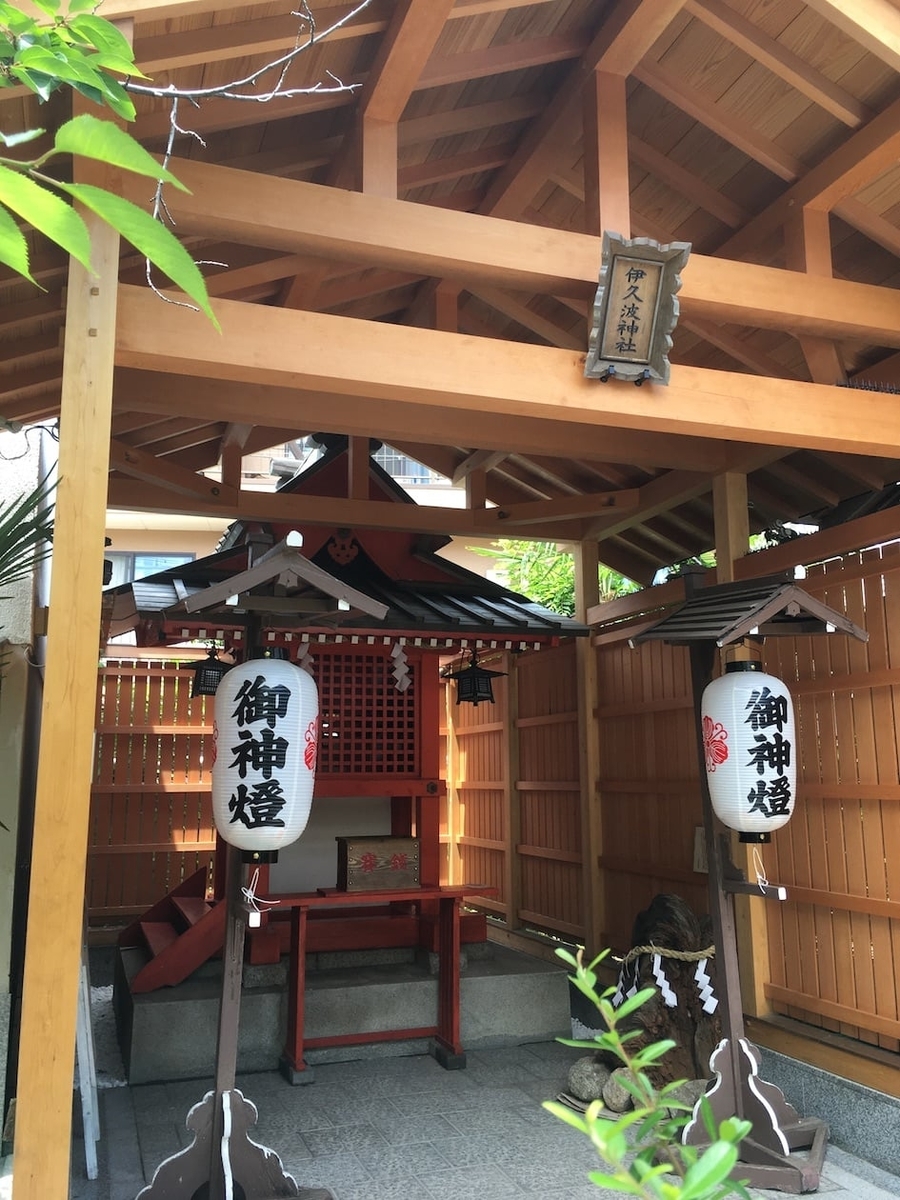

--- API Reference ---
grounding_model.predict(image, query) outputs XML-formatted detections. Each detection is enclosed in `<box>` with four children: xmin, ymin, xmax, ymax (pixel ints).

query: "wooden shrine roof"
<box><xmin>6</xmin><ymin>0</ymin><xmax>900</xmax><ymax>581</ymax></box>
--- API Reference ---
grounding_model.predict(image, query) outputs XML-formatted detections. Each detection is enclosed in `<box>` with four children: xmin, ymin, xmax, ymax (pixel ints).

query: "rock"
<box><xmin>663</xmin><ymin>1077</ymin><xmax>710</xmax><ymax>1119</ymax></box>
<box><xmin>567</xmin><ymin>1055</ymin><xmax>611</xmax><ymax>1102</ymax></box>
<box><xmin>602</xmin><ymin>1066</ymin><xmax>634</xmax><ymax>1113</ymax></box>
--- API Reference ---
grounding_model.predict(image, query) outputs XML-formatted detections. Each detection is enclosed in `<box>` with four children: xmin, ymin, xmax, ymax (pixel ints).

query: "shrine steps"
<box><xmin>113</xmin><ymin>941</ymin><xmax>571</xmax><ymax>1085</ymax></box>
<box><xmin>118</xmin><ymin>868</ymin><xmax>226</xmax><ymax>994</ymax></box>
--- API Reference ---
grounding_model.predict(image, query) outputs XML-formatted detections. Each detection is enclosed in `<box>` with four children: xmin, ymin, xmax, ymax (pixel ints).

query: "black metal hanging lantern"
<box><xmin>445</xmin><ymin>648</ymin><xmax>506</xmax><ymax>706</ymax></box>
<box><xmin>183</xmin><ymin>648</ymin><xmax>232</xmax><ymax>698</ymax></box>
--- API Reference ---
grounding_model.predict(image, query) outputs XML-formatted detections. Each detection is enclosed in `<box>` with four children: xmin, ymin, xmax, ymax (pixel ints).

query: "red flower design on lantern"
<box><xmin>702</xmin><ymin>715</ymin><xmax>729</xmax><ymax>772</ymax></box>
<box><xmin>304</xmin><ymin>717</ymin><xmax>318</xmax><ymax>771</ymax></box>
<box><xmin>210</xmin><ymin>720</ymin><xmax>218</xmax><ymax>768</ymax></box>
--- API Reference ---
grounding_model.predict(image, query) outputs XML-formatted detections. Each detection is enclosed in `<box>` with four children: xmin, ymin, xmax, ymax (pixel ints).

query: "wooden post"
<box><xmin>13</xmin><ymin>187</ymin><xmax>119</xmax><ymax>1196</ymax></box>
<box><xmin>712</xmin><ymin>471</ymin><xmax>771</xmax><ymax>1019</ymax></box>
<box><xmin>574</xmin><ymin>541</ymin><xmax>603</xmax><ymax>954</ymax></box>
<box><xmin>583</xmin><ymin>70</ymin><xmax>630</xmax><ymax>237</ymax></box>
<box><xmin>501</xmin><ymin>652</ymin><xmax>522</xmax><ymax>933</ymax></box>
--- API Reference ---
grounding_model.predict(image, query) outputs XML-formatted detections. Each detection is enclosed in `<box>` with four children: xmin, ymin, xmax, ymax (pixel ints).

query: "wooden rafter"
<box><xmin>804</xmin><ymin>0</ymin><xmax>900</xmax><ymax>75</ymax></box>
<box><xmin>684</xmin><ymin>0</ymin><xmax>871</xmax><ymax>128</ymax></box>
<box><xmin>479</xmin><ymin>0</ymin><xmax>688</xmax><ymax>219</ymax></box>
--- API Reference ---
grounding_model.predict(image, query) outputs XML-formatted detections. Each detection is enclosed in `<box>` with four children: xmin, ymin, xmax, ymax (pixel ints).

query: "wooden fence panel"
<box><xmin>596</xmin><ymin>635</ymin><xmax>708</xmax><ymax>951</ymax></box>
<box><xmin>448</xmin><ymin>666</ymin><xmax>510</xmax><ymax>920</ymax></box>
<box><xmin>88</xmin><ymin>655</ymin><xmax>216</xmax><ymax>924</ymax></box>
<box><xmin>762</xmin><ymin>546</ymin><xmax>900</xmax><ymax>1053</ymax></box>
<box><xmin>515</xmin><ymin>643</ymin><xmax>584</xmax><ymax>939</ymax></box>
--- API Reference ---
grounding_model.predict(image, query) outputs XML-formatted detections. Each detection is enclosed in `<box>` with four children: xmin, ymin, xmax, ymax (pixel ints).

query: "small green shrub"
<box><xmin>544</xmin><ymin>947</ymin><xmax>752</xmax><ymax>1199</ymax></box>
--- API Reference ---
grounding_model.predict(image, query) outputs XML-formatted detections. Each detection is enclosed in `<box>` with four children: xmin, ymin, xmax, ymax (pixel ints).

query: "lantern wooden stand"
<box><xmin>136</xmin><ymin>845</ymin><xmax>333</xmax><ymax>1200</ymax></box>
<box><xmin>631</xmin><ymin>574</ymin><xmax>868</xmax><ymax>1195</ymax></box>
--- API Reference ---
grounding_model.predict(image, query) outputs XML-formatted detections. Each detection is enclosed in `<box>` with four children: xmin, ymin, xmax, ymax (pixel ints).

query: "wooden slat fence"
<box><xmin>762</xmin><ymin>544</ymin><xmax>900</xmax><ymax>1053</ymax></box>
<box><xmin>88</xmin><ymin>654</ymin><xmax>216</xmax><ymax>924</ymax></box>
<box><xmin>446</xmin><ymin>643</ymin><xmax>585</xmax><ymax>942</ymax></box>
<box><xmin>587</xmin><ymin>541</ymin><xmax>900</xmax><ymax>1060</ymax></box>
<box><xmin>594</xmin><ymin>633</ymin><xmax>707</xmax><ymax>952</ymax></box>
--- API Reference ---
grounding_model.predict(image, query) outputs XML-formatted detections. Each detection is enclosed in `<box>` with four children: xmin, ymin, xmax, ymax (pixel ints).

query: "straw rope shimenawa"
<box><xmin>619</xmin><ymin>944</ymin><xmax>716</xmax><ymax>966</ymax></box>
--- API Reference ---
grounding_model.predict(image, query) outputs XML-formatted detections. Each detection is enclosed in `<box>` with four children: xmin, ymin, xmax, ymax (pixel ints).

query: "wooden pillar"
<box><xmin>465</xmin><ymin>467</ymin><xmax>487</xmax><ymax>512</ymax></box>
<box><xmin>14</xmin><ymin>185</ymin><xmax>120</xmax><ymax>1194</ymax></box>
<box><xmin>711</xmin><ymin>471</ymin><xmax>771</xmax><ymax>1019</ymax></box>
<box><xmin>359</xmin><ymin>115</ymin><xmax>398</xmax><ymax>198</ymax></box>
<box><xmin>347</xmin><ymin>435</ymin><xmax>370</xmax><ymax>500</ymax></box>
<box><xmin>574</xmin><ymin>541</ymin><xmax>603</xmax><ymax>954</ymax></box>
<box><xmin>220</xmin><ymin>422</ymin><xmax>251</xmax><ymax>492</ymax></box>
<box><xmin>501</xmin><ymin>652</ymin><xmax>522</xmax><ymax>932</ymax></box>
<box><xmin>784</xmin><ymin>206</ymin><xmax>846</xmax><ymax>385</ymax></box>
<box><xmin>583</xmin><ymin>71</ymin><xmax>630</xmax><ymax>238</ymax></box>
<box><xmin>712</xmin><ymin>471</ymin><xmax>750</xmax><ymax>582</ymax></box>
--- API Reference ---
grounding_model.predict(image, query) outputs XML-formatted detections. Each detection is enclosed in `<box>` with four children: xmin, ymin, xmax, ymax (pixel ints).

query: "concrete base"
<box><xmin>115</xmin><ymin>941</ymin><xmax>571</xmax><ymax>1085</ymax></box>
<box><xmin>758</xmin><ymin>1046</ymin><xmax>900</xmax><ymax>1179</ymax></box>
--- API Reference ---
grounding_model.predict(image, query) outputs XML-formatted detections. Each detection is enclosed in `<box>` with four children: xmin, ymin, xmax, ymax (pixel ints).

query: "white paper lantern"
<box><xmin>212</xmin><ymin>657</ymin><xmax>319</xmax><ymax>861</ymax></box>
<box><xmin>701</xmin><ymin>662</ymin><xmax>795</xmax><ymax>842</ymax></box>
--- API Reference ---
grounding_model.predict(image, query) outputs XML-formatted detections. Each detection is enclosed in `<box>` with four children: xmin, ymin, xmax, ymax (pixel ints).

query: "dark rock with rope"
<box><xmin>602</xmin><ymin>893</ymin><xmax>721</xmax><ymax>1086</ymax></box>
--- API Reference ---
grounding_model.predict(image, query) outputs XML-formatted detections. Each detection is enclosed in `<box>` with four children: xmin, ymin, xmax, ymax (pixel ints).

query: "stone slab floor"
<box><xmin>66</xmin><ymin>1041</ymin><xmax>900</xmax><ymax>1200</ymax></box>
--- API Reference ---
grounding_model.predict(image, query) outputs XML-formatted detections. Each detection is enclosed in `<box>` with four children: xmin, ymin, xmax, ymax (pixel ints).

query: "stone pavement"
<box><xmin>68</xmin><ymin>1042</ymin><xmax>900</xmax><ymax>1200</ymax></box>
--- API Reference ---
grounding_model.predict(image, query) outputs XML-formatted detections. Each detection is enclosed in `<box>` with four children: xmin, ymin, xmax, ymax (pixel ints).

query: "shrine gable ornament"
<box><xmin>585</xmin><ymin>231</ymin><xmax>691</xmax><ymax>385</ymax></box>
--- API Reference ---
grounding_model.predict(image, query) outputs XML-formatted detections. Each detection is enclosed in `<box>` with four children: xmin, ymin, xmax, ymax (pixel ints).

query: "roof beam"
<box><xmin>803</xmin><ymin>0</ymin><xmax>900</xmax><ymax>75</ymax></box>
<box><xmin>480</xmin><ymin>0</ymin><xmax>687</xmax><ymax>217</ymax></box>
<box><xmin>106</xmin><ymin>477</ymin><xmax>587</xmax><ymax>540</ymax></box>
<box><xmin>136</xmin><ymin>160</ymin><xmax>900</xmax><ymax>342</ymax></box>
<box><xmin>452</xmin><ymin>449</ymin><xmax>508</xmax><ymax>484</ymax></box>
<box><xmin>685</xmin><ymin>0</ymin><xmax>870</xmax><ymax>127</ymax></box>
<box><xmin>116</xmin><ymin>286</ymin><xmax>900</xmax><ymax>458</ymax></box>
<box><xmin>363</xmin><ymin>0</ymin><xmax>457</xmax><ymax>125</ymax></box>
<box><xmin>474</xmin><ymin>489</ymin><xmax>640</xmax><ymax>528</ymax></box>
<box><xmin>720</xmin><ymin>92</ymin><xmax>900</xmax><ymax>258</ymax></box>
<box><xmin>632</xmin><ymin>58</ymin><xmax>805</xmax><ymax>182</ymax></box>
<box><xmin>113</xmin><ymin>367</ymin><xmax>733</xmax><ymax>471</ymax></box>
<box><xmin>585</xmin><ymin>470</ymin><xmax>712</xmax><ymax>540</ymax></box>
<box><xmin>109</xmin><ymin>437</ymin><xmax>234</xmax><ymax>500</ymax></box>
<box><xmin>133</xmin><ymin>1</ymin><xmax>391</xmax><ymax>75</ymax></box>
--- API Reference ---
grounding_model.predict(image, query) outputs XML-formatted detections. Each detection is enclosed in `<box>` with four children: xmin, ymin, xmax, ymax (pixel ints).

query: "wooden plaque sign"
<box><xmin>585</xmin><ymin>231</ymin><xmax>691</xmax><ymax>385</ymax></box>
<box><xmin>336</xmin><ymin>836</ymin><xmax>420</xmax><ymax>891</ymax></box>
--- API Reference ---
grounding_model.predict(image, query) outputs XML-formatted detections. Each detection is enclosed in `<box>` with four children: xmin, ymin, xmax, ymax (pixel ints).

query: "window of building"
<box><xmin>105</xmin><ymin>552</ymin><xmax>194</xmax><ymax>587</ymax></box>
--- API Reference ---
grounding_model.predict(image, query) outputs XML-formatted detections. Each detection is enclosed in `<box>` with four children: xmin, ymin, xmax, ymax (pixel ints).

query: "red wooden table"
<box><xmin>276</xmin><ymin>884</ymin><xmax>491</xmax><ymax>1083</ymax></box>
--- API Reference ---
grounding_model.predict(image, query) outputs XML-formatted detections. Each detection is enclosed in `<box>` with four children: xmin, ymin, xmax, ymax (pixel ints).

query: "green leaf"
<box><xmin>15</xmin><ymin>44</ymin><xmax>103</xmax><ymax>88</ymax></box>
<box><xmin>611</xmin><ymin>986</ymin><xmax>657</xmax><ymax>1020</ymax></box>
<box><xmin>0</xmin><ymin>165</ymin><xmax>91</xmax><ymax>269</ymax></box>
<box><xmin>0</xmin><ymin>1</ymin><xmax>37</xmax><ymax>32</ymax></box>
<box><xmin>679</xmin><ymin>1141</ymin><xmax>738</xmax><ymax>1200</ymax></box>
<box><xmin>0</xmin><ymin>127</ymin><xmax>45</xmax><ymax>147</ymax></box>
<box><xmin>53</xmin><ymin>117</ymin><xmax>182</xmax><ymax>187</ymax></box>
<box><xmin>0</xmin><ymin>476</ymin><xmax>55</xmax><ymax>590</ymax></box>
<box><xmin>9</xmin><ymin>65</ymin><xmax>55</xmax><ymax>101</ymax></box>
<box><xmin>87</xmin><ymin>50</ymin><xmax>148</xmax><ymax>79</ymax></box>
<box><xmin>59</xmin><ymin>182</ymin><xmax>218</xmax><ymax>326</ymax></box>
<box><xmin>588</xmin><ymin>1170</ymin><xmax>643</xmax><ymax>1195</ymax></box>
<box><xmin>70</xmin><ymin>78</ymin><xmax>104</xmax><ymax>106</ymax></box>
<box><xmin>66</xmin><ymin>0</ymin><xmax>100</xmax><ymax>13</ymax></box>
<box><xmin>0</xmin><ymin>201</ymin><xmax>37</xmax><ymax>284</ymax></box>
<box><xmin>633</xmin><ymin>1039</ymin><xmax>678</xmax><ymax>1065</ymax></box>
<box><xmin>28</xmin><ymin>0</ymin><xmax>61</xmax><ymax>15</ymax></box>
<box><xmin>87</xmin><ymin>70</ymin><xmax>135</xmax><ymax>120</ymax></box>
<box><xmin>541</xmin><ymin>1101</ymin><xmax>587</xmax><ymax>1133</ymax></box>
<box><xmin>68</xmin><ymin>13</ymin><xmax>135</xmax><ymax>61</ymax></box>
